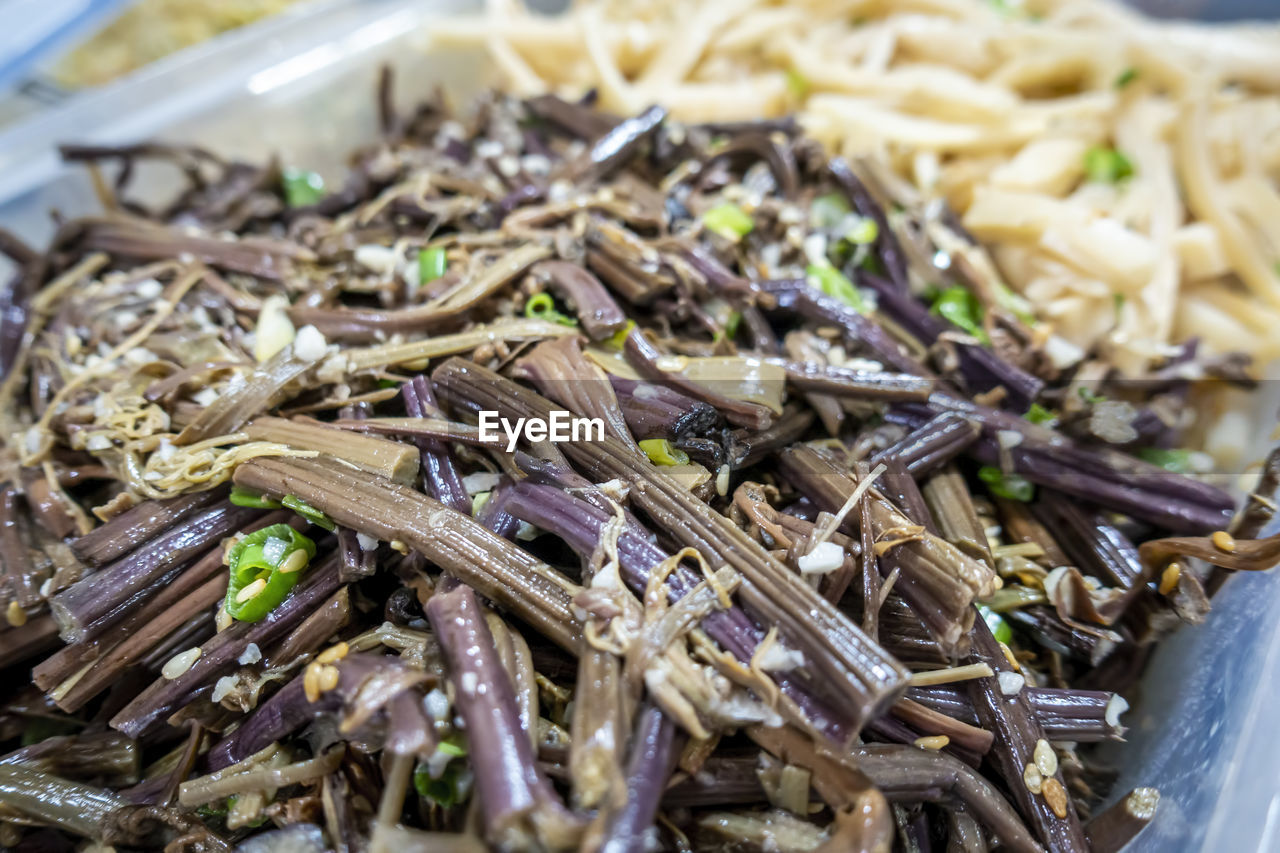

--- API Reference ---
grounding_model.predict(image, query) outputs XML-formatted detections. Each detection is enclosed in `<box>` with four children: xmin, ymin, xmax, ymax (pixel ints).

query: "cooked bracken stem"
<box><xmin>234</xmin><ymin>456</ymin><xmax>582</xmax><ymax>651</ymax></box>
<box><xmin>434</xmin><ymin>357</ymin><xmax>910</xmax><ymax>743</ymax></box>
<box><xmin>401</xmin><ymin>375</ymin><xmax>470</xmax><ymax>512</ymax></box>
<box><xmin>965</xmin><ymin>620</ymin><xmax>1088</xmax><ymax>852</ymax></box>
<box><xmin>1084</xmin><ymin>787</ymin><xmax>1160</xmax><ymax>853</ymax></box>
<box><xmin>426</xmin><ymin>578</ymin><xmax>580</xmax><ymax>851</ymax></box>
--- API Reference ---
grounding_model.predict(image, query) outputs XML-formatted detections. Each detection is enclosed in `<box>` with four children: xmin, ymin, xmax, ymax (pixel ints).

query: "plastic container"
<box><xmin>0</xmin><ymin>2</ymin><xmax>1277</xmax><ymax>850</ymax></box>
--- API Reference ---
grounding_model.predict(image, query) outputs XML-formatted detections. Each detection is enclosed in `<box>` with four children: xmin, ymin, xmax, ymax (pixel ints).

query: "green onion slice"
<box><xmin>702</xmin><ymin>203</ymin><xmax>754</xmax><ymax>241</ymax></box>
<box><xmin>229</xmin><ymin>486</ymin><xmax>281</xmax><ymax>509</ymax></box>
<box><xmin>418</xmin><ymin>246</ymin><xmax>448</xmax><ymax>284</ymax></box>
<box><xmin>978</xmin><ymin>466</ymin><xmax>1035</xmax><ymax>502</ymax></box>
<box><xmin>281</xmin><ymin>168</ymin><xmax>325</xmax><ymax>208</ymax></box>
<box><xmin>931</xmin><ymin>286</ymin><xmax>989</xmax><ymax>344</ymax></box>
<box><xmin>639</xmin><ymin>439</ymin><xmax>690</xmax><ymax>467</ymax></box>
<box><xmin>1137</xmin><ymin>447</ymin><xmax>1193</xmax><ymax>474</ymax></box>
<box><xmin>806</xmin><ymin>264</ymin><xmax>869</xmax><ymax>313</ymax></box>
<box><xmin>1083</xmin><ymin>146</ymin><xmax>1134</xmax><ymax>183</ymax></box>
<box><xmin>282</xmin><ymin>495</ymin><xmax>336</xmax><ymax>531</ymax></box>
<box><xmin>524</xmin><ymin>292</ymin><xmax>578</xmax><ymax>326</ymax></box>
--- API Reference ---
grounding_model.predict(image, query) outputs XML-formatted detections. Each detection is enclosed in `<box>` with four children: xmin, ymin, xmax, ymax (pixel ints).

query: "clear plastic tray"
<box><xmin>0</xmin><ymin>2</ymin><xmax>1276</xmax><ymax>849</ymax></box>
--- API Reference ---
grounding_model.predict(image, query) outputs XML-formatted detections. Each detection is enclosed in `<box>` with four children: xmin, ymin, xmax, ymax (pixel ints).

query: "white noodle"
<box><xmin>433</xmin><ymin>0</ymin><xmax>1280</xmax><ymax>375</ymax></box>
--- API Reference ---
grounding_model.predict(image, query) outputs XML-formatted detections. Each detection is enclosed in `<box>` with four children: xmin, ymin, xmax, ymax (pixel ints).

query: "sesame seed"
<box><xmin>389</xmin><ymin>539</ymin><xmax>409</xmax><ymax>554</ymax></box>
<box><xmin>317</xmin><ymin>642</ymin><xmax>349</xmax><ymax>664</ymax></box>
<box><xmin>1041</xmin><ymin>777</ymin><xmax>1069</xmax><ymax>818</ymax></box>
<box><xmin>235</xmin><ymin>578</ymin><xmax>267</xmax><ymax>603</ymax></box>
<box><xmin>715</xmin><ymin>464</ymin><xmax>731</xmax><ymax>497</ymax></box>
<box><xmin>303</xmin><ymin>663</ymin><xmax>322</xmax><ymax>702</ymax></box>
<box><xmin>1158</xmin><ymin>562</ymin><xmax>1181</xmax><ymax>595</ymax></box>
<box><xmin>162</xmin><ymin>647</ymin><xmax>202</xmax><ymax>680</ymax></box>
<box><xmin>1034</xmin><ymin>739</ymin><xmax>1058</xmax><ymax>777</ymax></box>
<box><xmin>278</xmin><ymin>549</ymin><xmax>309</xmax><ymax>574</ymax></box>
<box><xmin>913</xmin><ymin>735</ymin><xmax>950</xmax><ymax>750</ymax></box>
<box><xmin>317</xmin><ymin>664</ymin><xmax>340</xmax><ymax>693</ymax></box>
<box><xmin>215</xmin><ymin>604</ymin><xmax>232</xmax><ymax>632</ymax></box>
<box><xmin>1022</xmin><ymin>762</ymin><xmax>1043</xmax><ymax>795</ymax></box>
<box><xmin>5</xmin><ymin>601</ymin><xmax>26</xmax><ymax>627</ymax></box>
<box><xmin>1211</xmin><ymin>531</ymin><xmax>1236</xmax><ymax>552</ymax></box>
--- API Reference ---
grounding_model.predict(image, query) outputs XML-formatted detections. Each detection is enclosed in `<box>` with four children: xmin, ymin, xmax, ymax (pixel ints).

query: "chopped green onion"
<box><xmin>1077</xmin><ymin>386</ymin><xmax>1107</xmax><ymax>404</ymax></box>
<box><xmin>1024</xmin><ymin>403</ymin><xmax>1057</xmax><ymax>426</ymax></box>
<box><xmin>1083</xmin><ymin>146</ymin><xmax>1135</xmax><ymax>183</ymax></box>
<box><xmin>786</xmin><ymin>68</ymin><xmax>810</xmax><ymax>99</ymax></box>
<box><xmin>931</xmin><ymin>286</ymin><xmax>989</xmax><ymax>344</ymax></box>
<box><xmin>225</xmin><ymin>524</ymin><xmax>316</xmax><ymax>622</ymax></box>
<box><xmin>418</xmin><ymin>246</ymin><xmax>448</xmax><ymax>284</ymax></box>
<box><xmin>806</xmin><ymin>264</ymin><xmax>869</xmax><ymax>313</ymax></box>
<box><xmin>639</xmin><ymin>439</ymin><xmax>690</xmax><ymax>467</ymax></box>
<box><xmin>282</xmin><ymin>495</ymin><xmax>336</xmax><ymax>531</ymax></box>
<box><xmin>1114</xmin><ymin>67</ymin><xmax>1139</xmax><ymax>89</ymax></box>
<box><xmin>281</xmin><ymin>167</ymin><xmax>325</xmax><ymax>208</ymax></box>
<box><xmin>702</xmin><ymin>203</ymin><xmax>754</xmax><ymax>241</ymax></box>
<box><xmin>605</xmin><ymin>319</ymin><xmax>636</xmax><ymax>351</ymax></box>
<box><xmin>993</xmin><ymin>281</ymin><xmax>1037</xmax><ymax>326</ymax></box>
<box><xmin>724</xmin><ymin>310</ymin><xmax>742</xmax><ymax>340</ymax></box>
<box><xmin>471</xmin><ymin>492</ymin><xmax>491</xmax><ymax>516</ymax></box>
<box><xmin>226</xmin><ymin>796</ymin><xmax>269</xmax><ymax>829</ymax></box>
<box><xmin>978</xmin><ymin>466</ymin><xmax>1034</xmax><ymax>502</ymax></box>
<box><xmin>524</xmin><ymin>292</ymin><xmax>578</xmax><ymax>327</ymax></box>
<box><xmin>809</xmin><ymin>192</ymin><xmax>851</xmax><ymax>228</ymax></box>
<box><xmin>1137</xmin><ymin>447</ymin><xmax>1193</xmax><ymax>474</ymax></box>
<box><xmin>413</xmin><ymin>735</ymin><xmax>471</xmax><ymax>808</ymax></box>
<box><xmin>844</xmin><ymin>217</ymin><xmax>879</xmax><ymax>245</ymax></box>
<box><xmin>977</xmin><ymin>604</ymin><xmax>1013</xmax><ymax>645</ymax></box>
<box><xmin>436</xmin><ymin>738</ymin><xmax>466</xmax><ymax>758</ymax></box>
<box><xmin>1113</xmin><ymin>293</ymin><xmax>1126</xmax><ymax>316</ymax></box>
<box><xmin>197</xmin><ymin>801</ymin><xmax>229</xmax><ymax>819</ymax></box>
<box><xmin>229</xmin><ymin>486</ymin><xmax>281</xmax><ymax>509</ymax></box>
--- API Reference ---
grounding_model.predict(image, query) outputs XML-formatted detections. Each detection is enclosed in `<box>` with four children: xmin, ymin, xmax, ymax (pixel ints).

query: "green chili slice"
<box><xmin>229</xmin><ymin>486</ymin><xmax>281</xmax><ymax>509</ymax></box>
<box><xmin>282</xmin><ymin>495</ymin><xmax>336</xmax><ymax>531</ymax></box>
<box><xmin>225</xmin><ymin>524</ymin><xmax>316</xmax><ymax>622</ymax></box>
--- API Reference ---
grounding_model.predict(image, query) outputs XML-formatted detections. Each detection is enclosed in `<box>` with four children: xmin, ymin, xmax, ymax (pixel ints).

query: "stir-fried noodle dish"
<box><xmin>0</xmin><ymin>1</ymin><xmax>1279</xmax><ymax>850</ymax></box>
